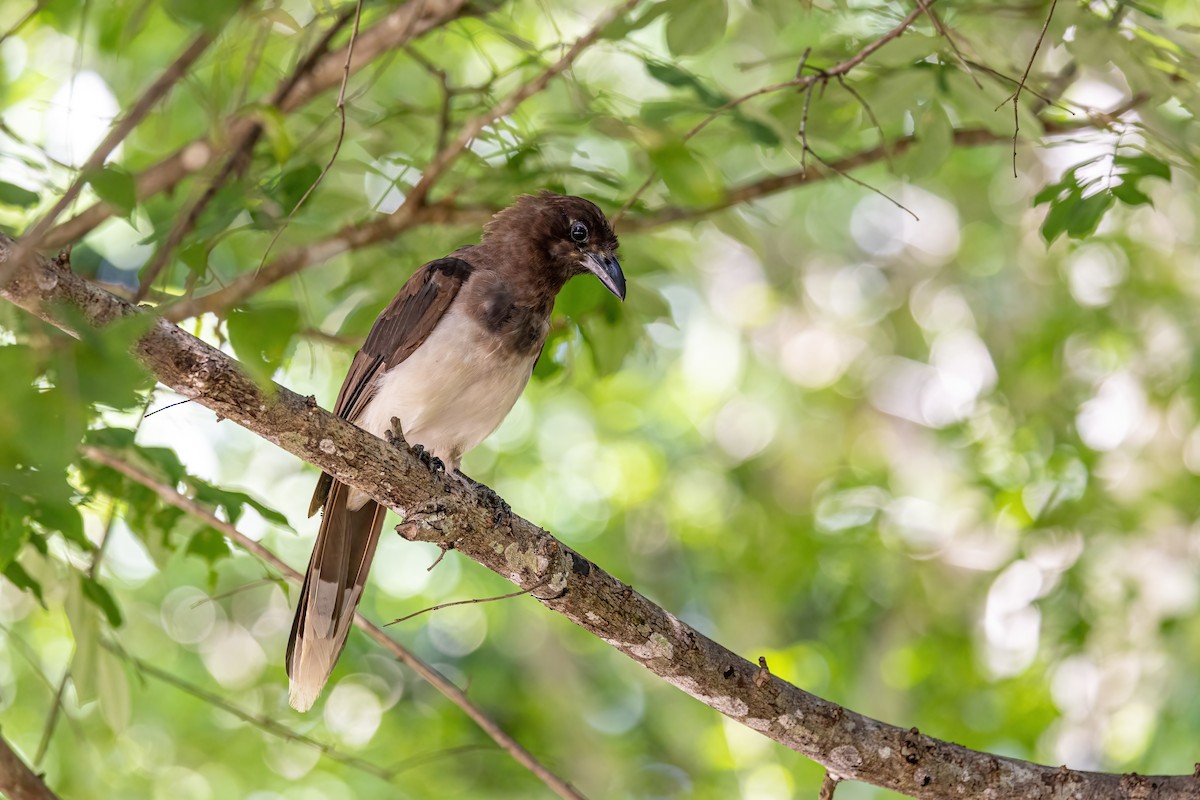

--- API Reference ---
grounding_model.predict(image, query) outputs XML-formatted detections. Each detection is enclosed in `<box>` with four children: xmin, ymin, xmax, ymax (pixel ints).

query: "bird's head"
<box><xmin>485</xmin><ymin>191</ymin><xmax>625</xmax><ymax>300</ymax></box>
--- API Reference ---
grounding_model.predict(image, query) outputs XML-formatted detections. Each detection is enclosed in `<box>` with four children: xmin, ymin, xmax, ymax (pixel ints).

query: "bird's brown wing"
<box><xmin>287</xmin><ymin>256</ymin><xmax>472</xmax><ymax>711</ymax></box>
<box><xmin>307</xmin><ymin>256</ymin><xmax>474</xmax><ymax>516</ymax></box>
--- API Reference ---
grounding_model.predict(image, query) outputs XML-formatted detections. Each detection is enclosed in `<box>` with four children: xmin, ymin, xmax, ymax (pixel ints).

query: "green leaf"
<box><xmin>665</xmin><ymin>0</ymin><xmax>728</xmax><ymax>56</ymax></box>
<box><xmin>272</xmin><ymin>163</ymin><xmax>322</xmax><ymax>213</ymax></box>
<box><xmin>1113</xmin><ymin>154</ymin><xmax>1171</xmax><ymax>181</ymax></box>
<box><xmin>85</xmin><ymin>166</ymin><xmax>137</xmax><ymax>217</ymax></box>
<box><xmin>1033</xmin><ymin>180</ymin><xmax>1068</xmax><ymax>206</ymax></box>
<box><xmin>164</xmin><ymin>0</ymin><xmax>243</xmax><ymax>29</ymax></box>
<box><xmin>186</xmin><ymin>527</ymin><xmax>232</xmax><ymax>565</ymax></box>
<box><xmin>66</xmin><ymin>577</ymin><xmax>100</xmax><ymax>702</ymax></box>
<box><xmin>226</xmin><ymin>304</ymin><xmax>301</xmax><ymax>383</ymax></box>
<box><xmin>0</xmin><ymin>495</ymin><xmax>30</xmax><ymax>570</ymax></box>
<box><xmin>31</xmin><ymin>498</ymin><xmax>88</xmax><ymax>549</ymax></box>
<box><xmin>192</xmin><ymin>481</ymin><xmax>290</xmax><ymax>528</ymax></box>
<box><xmin>256</xmin><ymin>106</ymin><xmax>294</xmax><ymax>165</ymax></box>
<box><xmin>97</xmin><ymin>650</ymin><xmax>131</xmax><ymax>732</ymax></box>
<box><xmin>1112</xmin><ymin>180</ymin><xmax>1152</xmax><ymax>206</ymax></box>
<box><xmin>645</xmin><ymin>61</ymin><xmax>727</xmax><ymax>107</ymax></box>
<box><xmin>3</xmin><ymin>561</ymin><xmax>45</xmax><ymax>606</ymax></box>
<box><xmin>648</xmin><ymin>142</ymin><xmax>723</xmax><ymax>207</ymax></box>
<box><xmin>0</xmin><ymin>180</ymin><xmax>39</xmax><ymax>208</ymax></box>
<box><xmin>55</xmin><ymin>312</ymin><xmax>154</xmax><ymax>411</ymax></box>
<box><xmin>1057</xmin><ymin>190</ymin><xmax>1115</xmax><ymax>240</ymax></box>
<box><xmin>1040</xmin><ymin>187</ymin><xmax>1079</xmax><ymax>244</ymax></box>
<box><xmin>82</xmin><ymin>575</ymin><xmax>124</xmax><ymax>627</ymax></box>
<box><xmin>900</xmin><ymin>102</ymin><xmax>954</xmax><ymax>179</ymax></box>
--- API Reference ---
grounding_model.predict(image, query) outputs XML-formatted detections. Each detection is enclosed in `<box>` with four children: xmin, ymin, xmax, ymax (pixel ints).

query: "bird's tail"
<box><xmin>286</xmin><ymin>480</ymin><xmax>386</xmax><ymax>711</ymax></box>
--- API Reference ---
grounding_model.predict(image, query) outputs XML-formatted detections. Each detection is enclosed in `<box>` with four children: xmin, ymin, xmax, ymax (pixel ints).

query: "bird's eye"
<box><xmin>570</xmin><ymin>222</ymin><xmax>588</xmax><ymax>243</ymax></box>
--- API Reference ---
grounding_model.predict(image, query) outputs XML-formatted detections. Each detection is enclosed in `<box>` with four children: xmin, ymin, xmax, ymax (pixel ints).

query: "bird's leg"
<box><xmin>387</xmin><ymin>418</ymin><xmax>446</xmax><ymax>476</ymax></box>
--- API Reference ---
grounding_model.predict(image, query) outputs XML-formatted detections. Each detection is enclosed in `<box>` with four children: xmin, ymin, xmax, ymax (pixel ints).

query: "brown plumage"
<box><xmin>287</xmin><ymin>192</ymin><xmax>624</xmax><ymax>711</ymax></box>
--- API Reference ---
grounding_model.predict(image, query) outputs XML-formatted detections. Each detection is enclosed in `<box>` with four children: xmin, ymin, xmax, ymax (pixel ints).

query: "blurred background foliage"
<box><xmin>2</xmin><ymin>0</ymin><xmax>1200</xmax><ymax>797</ymax></box>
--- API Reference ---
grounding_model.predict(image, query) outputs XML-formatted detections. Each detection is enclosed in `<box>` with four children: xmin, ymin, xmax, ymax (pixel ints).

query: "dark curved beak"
<box><xmin>584</xmin><ymin>250</ymin><xmax>626</xmax><ymax>300</ymax></box>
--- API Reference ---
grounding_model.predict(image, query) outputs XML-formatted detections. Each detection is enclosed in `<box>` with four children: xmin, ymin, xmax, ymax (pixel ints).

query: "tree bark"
<box><xmin>3</xmin><ymin>237</ymin><xmax>1199</xmax><ymax>799</ymax></box>
<box><xmin>0</xmin><ymin>733</ymin><xmax>60</xmax><ymax>800</ymax></box>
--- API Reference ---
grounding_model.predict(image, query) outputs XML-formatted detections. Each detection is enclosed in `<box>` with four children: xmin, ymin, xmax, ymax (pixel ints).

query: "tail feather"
<box><xmin>287</xmin><ymin>480</ymin><xmax>386</xmax><ymax>711</ymax></box>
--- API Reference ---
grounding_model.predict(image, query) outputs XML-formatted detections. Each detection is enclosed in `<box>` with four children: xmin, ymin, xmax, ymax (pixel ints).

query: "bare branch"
<box><xmin>103</xmin><ymin>641</ymin><xmax>400</xmax><ymax>782</ymax></box>
<box><xmin>614</xmin><ymin>0</ymin><xmax>935</xmax><ymax>223</ymax></box>
<box><xmin>401</xmin><ymin>0</ymin><xmax>641</xmax><ymax>210</ymax></box>
<box><xmin>79</xmin><ymin>443</ymin><xmax>587</xmax><ymax>800</ymax></box>
<box><xmin>1003</xmin><ymin>0</ymin><xmax>1059</xmax><ymax>176</ymax></box>
<box><xmin>386</xmin><ymin>576</ymin><xmax>549</xmax><ymax>626</ymax></box>
<box><xmin>0</xmin><ymin>732</ymin><xmax>60</xmax><ymax>800</ymax></box>
<box><xmin>8</xmin><ymin>237</ymin><xmax>1200</xmax><ymax>800</ymax></box>
<box><xmin>150</xmin><ymin>95</ymin><xmax>1145</xmax><ymax>321</ymax></box>
<box><xmin>820</xmin><ymin>772</ymin><xmax>842</xmax><ymax>800</ymax></box>
<box><xmin>923</xmin><ymin>6</ymin><xmax>981</xmax><ymax>88</ymax></box>
<box><xmin>253</xmin><ymin>0</ymin><xmax>366</xmax><ymax>273</ymax></box>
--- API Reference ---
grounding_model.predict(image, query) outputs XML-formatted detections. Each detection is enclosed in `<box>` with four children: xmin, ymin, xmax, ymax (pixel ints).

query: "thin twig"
<box><xmin>924</xmin><ymin>6</ymin><xmax>981</xmax><ymax>88</ymax></box>
<box><xmin>836</xmin><ymin>76</ymin><xmax>894</xmax><ymax>172</ymax></box>
<box><xmin>253</xmin><ymin>0</ymin><xmax>368</xmax><ymax>274</ymax></box>
<box><xmin>386</xmin><ymin>576</ymin><xmax>549</xmax><ymax>626</ymax></box>
<box><xmin>805</xmin><ymin>146</ymin><xmax>917</xmax><ymax>220</ymax></box>
<box><xmin>103</xmin><ymin>640</ymin><xmax>400</xmax><ymax>782</ymax></box>
<box><xmin>1004</xmin><ymin>0</ymin><xmax>1059</xmax><ymax>176</ymax></box>
<box><xmin>80</xmin><ymin>445</ymin><xmax>588</xmax><ymax>800</ymax></box>
<box><xmin>1</xmin><ymin>30</ymin><xmax>219</xmax><ymax>289</ymax></box>
<box><xmin>613</xmin><ymin>0</ymin><xmax>935</xmax><ymax>224</ymax></box>
<box><xmin>820</xmin><ymin>771</ymin><xmax>841</xmax><ymax>800</ymax></box>
<box><xmin>401</xmin><ymin>0</ymin><xmax>639</xmax><ymax>211</ymax></box>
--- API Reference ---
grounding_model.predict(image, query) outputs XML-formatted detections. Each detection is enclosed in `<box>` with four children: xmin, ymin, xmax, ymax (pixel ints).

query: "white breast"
<box><xmin>351</xmin><ymin>305</ymin><xmax>539</xmax><ymax>505</ymax></box>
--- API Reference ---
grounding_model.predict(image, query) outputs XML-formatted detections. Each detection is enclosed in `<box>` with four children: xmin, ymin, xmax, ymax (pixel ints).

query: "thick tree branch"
<box><xmin>79</xmin><ymin>443</ymin><xmax>585</xmax><ymax>800</ymax></box>
<box><xmin>0</xmin><ymin>732</ymin><xmax>60</xmax><ymax>800</ymax></box>
<box><xmin>5</xmin><ymin>236</ymin><xmax>1199</xmax><ymax>799</ymax></box>
<box><xmin>41</xmin><ymin>0</ymin><xmax>483</xmax><ymax>250</ymax></box>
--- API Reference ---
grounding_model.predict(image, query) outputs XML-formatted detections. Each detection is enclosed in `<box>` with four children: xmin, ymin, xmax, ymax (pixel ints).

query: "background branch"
<box><xmin>152</xmin><ymin>96</ymin><xmax>1140</xmax><ymax>322</ymax></box>
<box><xmin>79</xmin><ymin>444</ymin><xmax>586</xmax><ymax>800</ymax></box>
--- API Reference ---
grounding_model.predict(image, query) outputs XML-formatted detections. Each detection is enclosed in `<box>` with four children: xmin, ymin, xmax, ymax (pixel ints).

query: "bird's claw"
<box><xmin>451</xmin><ymin>473</ymin><xmax>511</xmax><ymax>527</ymax></box>
<box><xmin>387</xmin><ymin>420</ymin><xmax>445</xmax><ymax>476</ymax></box>
<box><xmin>477</xmin><ymin>482</ymin><xmax>512</xmax><ymax>527</ymax></box>
<box><xmin>409</xmin><ymin>444</ymin><xmax>445</xmax><ymax>475</ymax></box>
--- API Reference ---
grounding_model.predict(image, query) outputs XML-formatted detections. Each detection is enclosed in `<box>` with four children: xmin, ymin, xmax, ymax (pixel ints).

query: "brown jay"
<box><xmin>287</xmin><ymin>191</ymin><xmax>624</xmax><ymax>711</ymax></box>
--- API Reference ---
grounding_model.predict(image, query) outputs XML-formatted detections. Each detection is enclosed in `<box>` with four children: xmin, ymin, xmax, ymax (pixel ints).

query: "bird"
<box><xmin>286</xmin><ymin>191</ymin><xmax>625</xmax><ymax>711</ymax></box>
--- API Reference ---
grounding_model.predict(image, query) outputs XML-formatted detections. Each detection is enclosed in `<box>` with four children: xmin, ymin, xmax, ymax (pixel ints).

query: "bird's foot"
<box><xmin>453</xmin><ymin>472</ymin><xmax>511</xmax><ymax>527</ymax></box>
<box><xmin>410</xmin><ymin>444</ymin><xmax>446</xmax><ymax>476</ymax></box>
<box><xmin>387</xmin><ymin>419</ymin><xmax>445</xmax><ymax>476</ymax></box>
